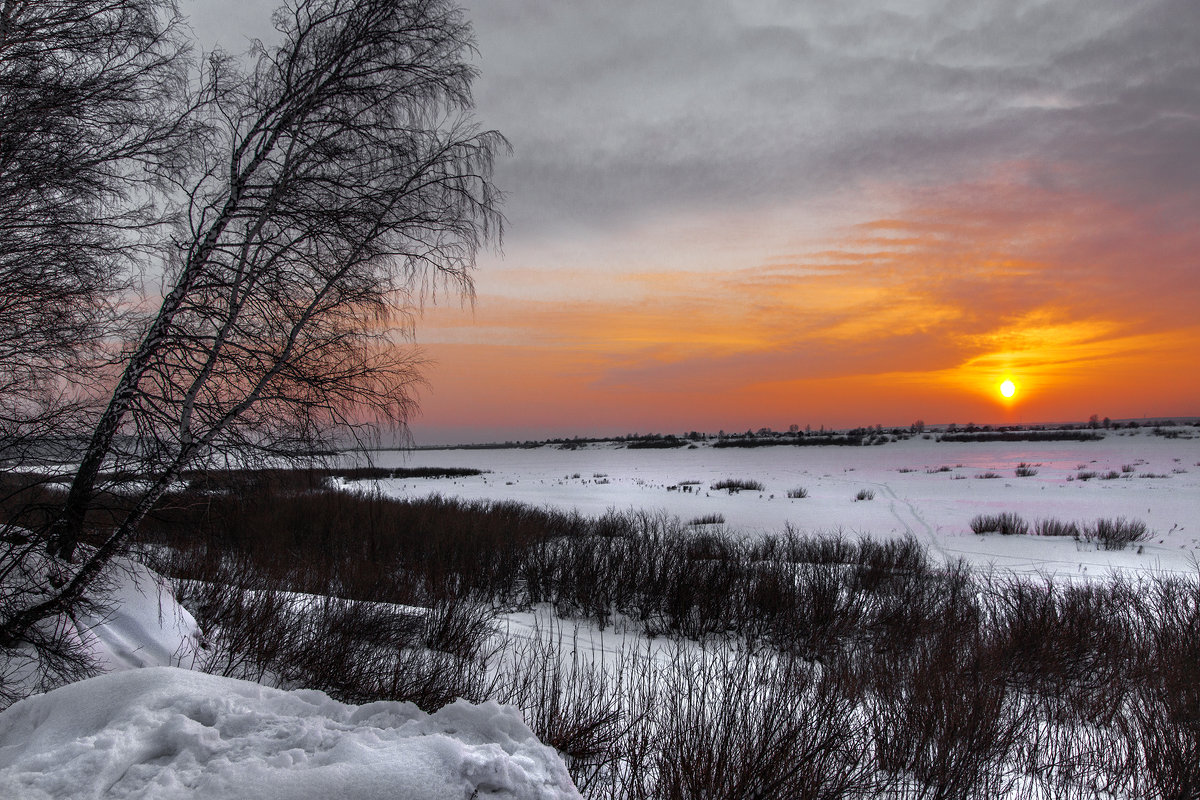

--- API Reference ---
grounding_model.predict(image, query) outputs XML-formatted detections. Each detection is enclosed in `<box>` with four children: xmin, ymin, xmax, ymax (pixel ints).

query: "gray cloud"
<box><xmin>186</xmin><ymin>0</ymin><xmax>1200</xmax><ymax>238</ymax></box>
<box><xmin>459</xmin><ymin>0</ymin><xmax>1200</xmax><ymax>237</ymax></box>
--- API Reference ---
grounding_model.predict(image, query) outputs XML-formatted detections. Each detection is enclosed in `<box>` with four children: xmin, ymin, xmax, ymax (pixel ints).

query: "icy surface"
<box><xmin>0</xmin><ymin>667</ymin><xmax>580</xmax><ymax>800</ymax></box>
<box><xmin>355</xmin><ymin>429</ymin><xmax>1200</xmax><ymax>578</ymax></box>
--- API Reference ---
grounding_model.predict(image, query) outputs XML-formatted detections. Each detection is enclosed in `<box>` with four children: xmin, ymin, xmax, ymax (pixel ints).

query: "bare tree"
<box><xmin>0</xmin><ymin>0</ymin><xmax>193</xmax><ymax>694</ymax></box>
<box><xmin>0</xmin><ymin>0</ymin><xmax>503</xmax><ymax>648</ymax></box>
<box><xmin>0</xmin><ymin>0</ymin><xmax>191</xmax><ymax>455</ymax></box>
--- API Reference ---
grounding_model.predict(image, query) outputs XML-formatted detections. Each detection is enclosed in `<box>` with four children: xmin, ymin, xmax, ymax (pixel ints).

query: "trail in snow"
<box><xmin>876</xmin><ymin>480</ymin><xmax>948</xmax><ymax>563</ymax></box>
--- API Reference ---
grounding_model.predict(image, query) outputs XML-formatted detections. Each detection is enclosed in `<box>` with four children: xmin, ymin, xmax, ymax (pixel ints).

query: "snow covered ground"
<box><xmin>358</xmin><ymin>428</ymin><xmax>1200</xmax><ymax>579</ymax></box>
<box><xmin>4</xmin><ymin>427</ymin><xmax>1195</xmax><ymax>798</ymax></box>
<box><xmin>0</xmin><ymin>563</ymin><xmax>580</xmax><ymax>799</ymax></box>
<box><xmin>0</xmin><ymin>667</ymin><xmax>579</xmax><ymax>800</ymax></box>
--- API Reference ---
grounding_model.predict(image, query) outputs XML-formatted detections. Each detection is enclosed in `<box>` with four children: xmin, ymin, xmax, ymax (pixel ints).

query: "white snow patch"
<box><xmin>78</xmin><ymin>559</ymin><xmax>203</xmax><ymax>673</ymax></box>
<box><xmin>0</xmin><ymin>667</ymin><xmax>580</xmax><ymax>799</ymax></box>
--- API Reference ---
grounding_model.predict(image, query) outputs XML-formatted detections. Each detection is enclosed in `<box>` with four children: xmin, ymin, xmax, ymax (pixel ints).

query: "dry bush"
<box><xmin>1034</xmin><ymin>517</ymin><xmax>1080</xmax><ymax>538</ymax></box>
<box><xmin>1085</xmin><ymin>517</ymin><xmax>1149</xmax><ymax>550</ymax></box>
<box><xmin>129</xmin><ymin>477</ymin><xmax>1200</xmax><ymax>799</ymax></box>
<box><xmin>640</xmin><ymin>647</ymin><xmax>872</xmax><ymax>800</ymax></box>
<box><xmin>710</xmin><ymin>478</ymin><xmax>764</xmax><ymax>493</ymax></box>
<box><xmin>865</xmin><ymin>635</ymin><xmax>1026</xmax><ymax>798</ymax></box>
<box><xmin>970</xmin><ymin>512</ymin><xmax>1029</xmax><ymax>536</ymax></box>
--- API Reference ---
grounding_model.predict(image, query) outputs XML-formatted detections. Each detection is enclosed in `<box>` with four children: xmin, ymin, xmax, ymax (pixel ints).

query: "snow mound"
<box><xmin>0</xmin><ymin>667</ymin><xmax>580</xmax><ymax>799</ymax></box>
<box><xmin>1</xmin><ymin>538</ymin><xmax>202</xmax><ymax>702</ymax></box>
<box><xmin>79</xmin><ymin>559</ymin><xmax>202</xmax><ymax>673</ymax></box>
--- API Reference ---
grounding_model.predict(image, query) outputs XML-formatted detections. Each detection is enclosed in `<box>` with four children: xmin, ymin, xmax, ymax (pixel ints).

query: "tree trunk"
<box><xmin>49</xmin><ymin>182</ymin><xmax>253</xmax><ymax>558</ymax></box>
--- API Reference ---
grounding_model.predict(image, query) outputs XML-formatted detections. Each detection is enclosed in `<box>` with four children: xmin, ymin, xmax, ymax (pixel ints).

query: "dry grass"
<box><xmin>6</xmin><ymin>470</ymin><xmax>1194</xmax><ymax>798</ymax></box>
<box><xmin>710</xmin><ymin>478</ymin><xmax>765</xmax><ymax>493</ymax></box>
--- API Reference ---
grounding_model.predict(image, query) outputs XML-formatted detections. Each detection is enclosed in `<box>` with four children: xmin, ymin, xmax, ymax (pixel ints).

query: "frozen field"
<box><xmin>356</xmin><ymin>429</ymin><xmax>1200</xmax><ymax>578</ymax></box>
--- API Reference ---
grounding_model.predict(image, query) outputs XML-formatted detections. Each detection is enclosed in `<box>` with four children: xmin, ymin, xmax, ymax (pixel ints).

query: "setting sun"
<box><xmin>1000</xmin><ymin>379</ymin><xmax>1016</xmax><ymax>398</ymax></box>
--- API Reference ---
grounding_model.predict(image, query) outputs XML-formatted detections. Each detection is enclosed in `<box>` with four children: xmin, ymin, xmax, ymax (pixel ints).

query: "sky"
<box><xmin>189</xmin><ymin>0</ymin><xmax>1200</xmax><ymax>444</ymax></box>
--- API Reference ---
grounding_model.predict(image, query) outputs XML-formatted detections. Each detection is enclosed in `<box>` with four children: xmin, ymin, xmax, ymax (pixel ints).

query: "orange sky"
<box><xmin>408</xmin><ymin>164</ymin><xmax>1199</xmax><ymax>443</ymax></box>
<box><xmin>191</xmin><ymin>1</ymin><xmax>1200</xmax><ymax>445</ymax></box>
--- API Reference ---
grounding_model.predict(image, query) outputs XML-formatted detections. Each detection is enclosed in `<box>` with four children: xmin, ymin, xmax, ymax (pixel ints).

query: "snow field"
<box><xmin>3</xmin><ymin>427</ymin><xmax>1196</xmax><ymax>798</ymax></box>
<box><xmin>362</xmin><ymin>429</ymin><xmax>1200</xmax><ymax>579</ymax></box>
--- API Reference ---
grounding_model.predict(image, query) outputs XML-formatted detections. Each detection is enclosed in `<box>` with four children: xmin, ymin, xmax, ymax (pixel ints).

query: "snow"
<box><xmin>0</xmin><ymin>667</ymin><xmax>580</xmax><ymax>799</ymax></box>
<box><xmin>352</xmin><ymin>429</ymin><xmax>1200</xmax><ymax>579</ymax></box>
<box><xmin>3</xmin><ymin>428</ymin><xmax>1195</xmax><ymax>798</ymax></box>
<box><xmin>0</xmin><ymin>557</ymin><xmax>580</xmax><ymax>799</ymax></box>
<box><xmin>78</xmin><ymin>560</ymin><xmax>202</xmax><ymax>674</ymax></box>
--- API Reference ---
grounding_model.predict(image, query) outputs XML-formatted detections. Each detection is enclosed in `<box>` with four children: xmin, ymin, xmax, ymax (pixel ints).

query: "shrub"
<box><xmin>970</xmin><ymin>512</ymin><xmax>1030</xmax><ymax>536</ymax></box>
<box><xmin>1100</xmin><ymin>470</ymin><xmax>1122</xmax><ymax>480</ymax></box>
<box><xmin>854</xmin><ymin>489</ymin><xmax>875</xmax><ymax>501</ymax></box>
<box><xmin>124</xmin><ymin>477</ymin><xmax>1200</xmax><ymax>799</ymax></box>
<box><xmin>337</xmin><ymin>466</ymin><xmax>486</xmax><ymax>481</ymax></box>
<box><xmin>1034</xmin><ymin>518</ymin><xmax>1080</xmax><ymax>538</ymax></box>
<box><xmin>688</xmin><ymin>514</ymin><xmax>725</xmax><ymax>526</ymax></box>
<box><xmin>1076</xmin><ymin>470</ymin><xmax>1098</xmax><ymax>481</ymax></box>
<box><xmin>787</xmin><ymin>487</ymin><xmax>809</xmax><ymax>499</ymax></box>
<box><xmin>1086</xmin><ymin>517</ymin><xmax>1149</xmax><ymax>550</ymax></box>
<box><xmin>937</xmin><ymin>430</ymin><xmax>1103</xmax><ymax>442</ymax></box>
<box><xmin>711</xmin><ymin>478</ymin><xmax>765</xmax><ymax>493</ymax></box>
<box><xmin>1014</xmin><ymin>463</ymin><xmax>1038</xmax><ymax>477</ymax></box>
<box><xmin>975</xmin><ymin>471</ymin><xmax>1002</xmax><ymax>479</ymax></box>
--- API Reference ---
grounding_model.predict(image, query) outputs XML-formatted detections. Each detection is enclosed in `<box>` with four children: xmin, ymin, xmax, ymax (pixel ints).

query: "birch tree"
<box><xmin>0</xmin><ymin>0</ymin><xmax>191</xmax><ymax>698</ymax></box>
<box><xmin>0</xmin><ymin>0</ymin><xmax>189</xmax><ymax>464</ymax></box>
<box><xmin>2</xmin><ymin>0</ymin><xmax>503</xmax><ymax>655</ymax></box>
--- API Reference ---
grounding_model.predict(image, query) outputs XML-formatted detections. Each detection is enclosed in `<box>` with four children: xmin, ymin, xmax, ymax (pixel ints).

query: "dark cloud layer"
<box><xmin>462</xmin><ymin>0</ymin><xmax>1200</xmax><ymax>236</ymax></box>
<box><xmin>189</xmin><ymin>0</ymin><xmax>1200</xmax><ymax>241</ymax></box>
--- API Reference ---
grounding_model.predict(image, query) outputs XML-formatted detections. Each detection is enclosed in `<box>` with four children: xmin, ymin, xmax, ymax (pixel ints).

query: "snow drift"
<box><xmin>0</xmin><ymin>666</ymin><xmax>581</xmax><ymax>799</ymax></box>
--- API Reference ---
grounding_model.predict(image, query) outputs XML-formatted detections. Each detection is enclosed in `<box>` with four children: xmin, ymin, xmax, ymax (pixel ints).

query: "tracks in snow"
<box><xmin>874</xmin><ymin>480</ymin><xmax>949</xmax><ymax>564</ymax></box>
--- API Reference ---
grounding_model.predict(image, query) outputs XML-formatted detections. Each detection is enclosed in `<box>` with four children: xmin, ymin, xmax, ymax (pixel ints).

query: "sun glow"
<box><xmin>1000</xmin><ymin>379</ymin><xmax>1016</xmax><ymax>398</ymax></box>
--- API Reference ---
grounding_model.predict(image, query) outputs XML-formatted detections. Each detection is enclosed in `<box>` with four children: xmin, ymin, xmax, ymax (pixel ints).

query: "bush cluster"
<box><xmin>709</xmin><ymin>478</ymin><xmax>765</xmax><ymax>493</ymax></box>
<box><xmin>115</xmin><ymin>476</ymin><xmax>1198</xmax><ymax>798</ymax></box>
<box><xmin>970</xmin><ymin>512</ymin><xmax>1030</xmax><ymax>536</ymax></box>
<box><xmin>972</xmin><ymin>511</ymin><xmax>1149</xmax><ymax>550</ymax></box>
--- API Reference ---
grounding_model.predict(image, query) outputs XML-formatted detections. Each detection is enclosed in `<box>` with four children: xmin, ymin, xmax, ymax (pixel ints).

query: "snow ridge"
<box><xmin>0</xmin><ymin>666</ymin><xmax>580</xmax><ymax>800</ymax></box>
